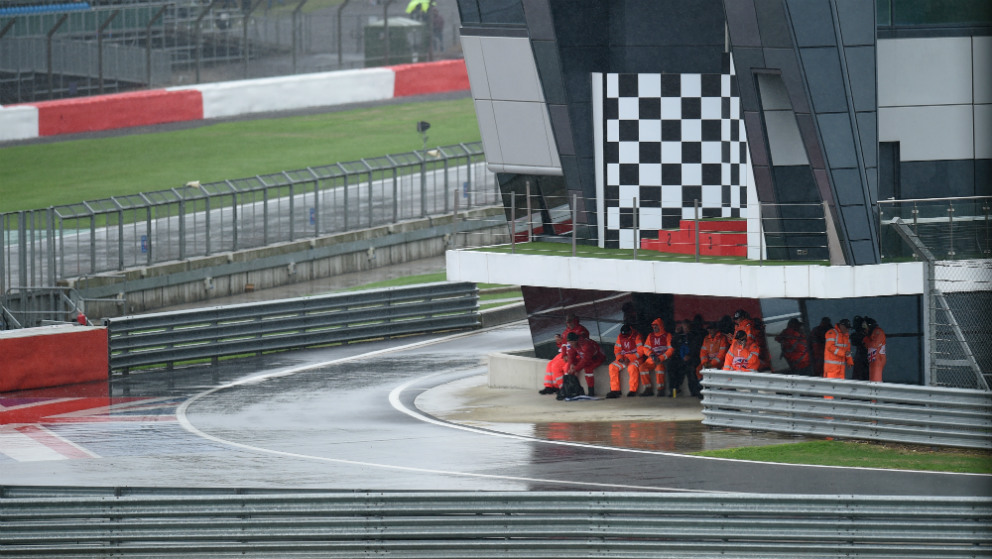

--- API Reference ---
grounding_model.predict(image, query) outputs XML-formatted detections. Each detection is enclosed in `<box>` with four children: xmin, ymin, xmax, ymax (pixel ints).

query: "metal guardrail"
<box><xmin>701</xmin><ymin>370</ymin><xmax>992</xmax><ymax>449</ymax></box>
<box><xmin>0</xmin><ymin>488</ymin><xmax>988</xmax><ymax>558</ymax></box>
<box><xmin>105</xmin><ymin>281</ymin><xmax>479</xmax><ymax>373</ymax></box>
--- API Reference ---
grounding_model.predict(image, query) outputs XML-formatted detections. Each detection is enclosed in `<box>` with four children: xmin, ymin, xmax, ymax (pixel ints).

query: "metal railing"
<box><xmin>1</xmin><ymin>488</ymin><xmax>988</xmax><ymax>558</ymax></box>
<box><xmin>0</xmin><ymin>142</ymin><xmax>498</xmax><ymax>295</ymax></box>
<box><xmin>701</xmin><ymin>370</ymin><xmax>992</xmax><ymax>449</ymax></box>
<box><xmin>880</xmin><ymin>199</ymin><xmax>992</xmax><ymax>391</ymax></box>
<box><xmin>0</xmin><ymin>0</ymin><xmax>463</xmax><ymax>102</ymax></box>
<box><xmin>105</xmin><ymin>281</ymin><xmax>478</xmax><ymax>373</ymax></box>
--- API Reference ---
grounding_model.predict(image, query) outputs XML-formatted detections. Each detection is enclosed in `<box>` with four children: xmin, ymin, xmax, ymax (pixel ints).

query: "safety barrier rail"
<box><xmin>701</xmin><ymin>370</ymin><xmax>992</xmax><ymax>449</ymax></box>
<box><xmin>105</xmin><ymin>281</ymin><xmax>478</xmax><ymax>373</ymax></box>
<box><xmin>0</xmin><ymin>488</ymin><xmax>988</xmax><ymax>558</ymax></box>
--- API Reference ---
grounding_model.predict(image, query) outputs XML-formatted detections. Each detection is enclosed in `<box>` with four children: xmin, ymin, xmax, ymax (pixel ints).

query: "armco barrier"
<box><xmin>0</xmin><ymin>60</ymin><xmax>469</xmax><ymax>143</ymax></box>
<box><xmin>1</xmin><ymin>488</ymin><xmax>988</xmax><ymax>558</ymax></box>
<box><xmin>701</xmin><ymin>370</ymin><xmax>992</xmax><ymax>449</ymax></box>
<box><xmin>105</xmin><ymin>282</ymin><xmax>479</xmax><ymax>373</ymax></box>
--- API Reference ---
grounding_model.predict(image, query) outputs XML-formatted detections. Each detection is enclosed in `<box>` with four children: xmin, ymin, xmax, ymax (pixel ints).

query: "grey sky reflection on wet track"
<box><xmin>2</xmin><ymin>323</ymin><xmax>989</xmax><ymax>496</ymax></box>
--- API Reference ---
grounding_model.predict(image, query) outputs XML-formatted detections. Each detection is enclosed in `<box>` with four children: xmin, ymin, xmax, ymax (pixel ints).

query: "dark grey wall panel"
<box><xmin>799</xmin><ymin>47</ymin><xmax>849</xmax><ymax>114</ymax></box>
<box><xmin>771</xmin><ymin>166</ymin><xmax>819</xmax><ymax>202</ymax></box>
<box><xmin>794</xmin><ymin>113</ymin><xmax>826</xmax><ymax>168</ymax></box>
<box><xmin>845</xmin><ymin>46</ymin><xmax>877</xmax><ymax>112</ymax></box>
<box><xmin>754</xmin><ymin>0</ymin><xmax>793</xmax><ymax>47</ymax></box>
<box><xmin>832</xmin><ymin>168</ymin><xmax>866</xmax><ymax>206</ymax></box>
<box><xmin>548</xmin><ymin>0</ymin><xmax>606</xmax><ymax>45</ymax></box>
<box><xmin>900</xmin><ymin>160</ymin><xmax>979</xmax><ymax>198</ymax></box>
<box><xmin>817</xmin><ymin>112</ymin><xmax>858</xmax><ymax>169</ymax></box>
<box><xmin>548</xmin><ymin>104</ymin><xmax>575</xmax><ymax>155</ymax></box>
<box><xmin>849</xmin><ymin>239</ymin><xmax>879</xmax><ymax>266</ymax></box>
<box><xmin>532</xmin><ymin>41</ymin><xmax>567</xmax><ymax>104</ymax></box>
<box><xmin>521</xmin><ymin>0</ymin><xmax>555</xmax><ymax>39</ymax></box>
<box><xmin>841</xmin><ymin>205</ymin><xmax>872</xmax><ymax>240</ymax></box>
<box><xmin>787</xmin><ymin>0</ymin><xmax>838</xmax><ymax>47</ymax></box>
<box><xmin>835</xmin><ymin>0</ymin><xmax>875</xmax><ymax>45</ymax></box>
<box><xmin>725</xmin><ymin>0</ymin><xmax>763</xmax><ymax>47</ymax></box>
<box><xmin>856</xmin><ymin>111</ymin><xmax>877</xmax><ymax>168</ymax></box>
<box><xmin>727</xmin><ymin>48</ymin><xmax>765</xmax><ymax>110</ymax></box>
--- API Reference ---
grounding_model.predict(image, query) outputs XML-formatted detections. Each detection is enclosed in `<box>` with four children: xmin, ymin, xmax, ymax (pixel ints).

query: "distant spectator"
<box><xmin>775</xmin><ymin>318</ymin><xmax>811</xmax><ymax>375</ymax></box>
<box><xmin>723</xmin><ymin>330</ymin><xmax>760</xmax><ymax>372</ymax></box>
<box><xmin>809</xmin><ymin>316</ymin><xmax>832</xmax><ymax>377</ymax></box>
<box><xmin>864</xmin><ymin>317</ymin><xmax>887</xmax><ymax>383</ymax></box>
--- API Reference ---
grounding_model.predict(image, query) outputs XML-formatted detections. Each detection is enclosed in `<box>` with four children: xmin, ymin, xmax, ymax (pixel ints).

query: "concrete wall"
<box><xmin>74</xmin><ymin>209</ymin><xmax>507</xmax><ymax>319</ymax></box>
<box><xmin>0</xmin><ymin>325</ymin><xmax>108</xmax><ymax>392</ymax></box>
<box><xmin>0</xmin><ymin>59</ymin><xmax>469</xmax><ymax>142</ymax></box>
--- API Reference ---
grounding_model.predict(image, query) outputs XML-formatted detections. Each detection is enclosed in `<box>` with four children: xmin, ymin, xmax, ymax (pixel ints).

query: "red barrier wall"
<box><xmin>391</xmin><ymin>59</ymin><xmax>470</xmax><ymax>97</ymax></box>
<box><xmin>34</xmin><ymin>89</ymin><xmax>204</xmax><ymax>137</ymax></box>
<box><xmin>0</xmin><ymin>326</ymin><xmax>108</xmax><ymax>392</ymax></box>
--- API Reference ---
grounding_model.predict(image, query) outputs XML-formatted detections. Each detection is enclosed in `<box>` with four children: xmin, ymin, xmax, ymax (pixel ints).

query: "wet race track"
<box><xmin>2</xmin><ymin>323</ymin><xmax>989</xmax><ymax>496</ymax></box>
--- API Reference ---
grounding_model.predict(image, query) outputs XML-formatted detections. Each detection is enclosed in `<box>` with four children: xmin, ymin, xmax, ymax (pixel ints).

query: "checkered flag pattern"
<box><xmin>603</xmin><ymin>62</ymin><xmax>748</xmax><ymax>248</ymax></box>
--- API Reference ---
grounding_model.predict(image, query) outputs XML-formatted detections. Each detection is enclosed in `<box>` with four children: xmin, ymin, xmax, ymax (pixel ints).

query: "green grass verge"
<box><xmin>482</xmin><ymin>241</ymin><xmax>829</xmax><ymax>266</ymax></box>
<box><xmin>0</xmin><ymin>97</ymin><xmax>480</xmax><ymax>213</ymax></box>
<box><xmin>693</xmin><ymin>440</ymin><xmax>992</xmax><ymax>474</ymax></box>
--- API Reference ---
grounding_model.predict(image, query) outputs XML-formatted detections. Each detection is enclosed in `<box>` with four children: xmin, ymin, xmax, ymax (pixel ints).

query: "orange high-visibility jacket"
<box><xmin>699</xmin><ymin>332</ymin><xmax>730</xmax><ymax>369</ymax></box>
<box><xmin>823</xmin><ymin>326</ymin><xmax>853</xmax><ymax>378</ymax></box>
<box><xmin>723</xmin><ymin>340</ymin><xmax>760</xmax><ymax>371</ymax></box>
<box><xmin>776</xmin><ymin>326</ymin><xmax>810</xmax><ymax>369</ymax></box>
<box><xmin>612</xmin><ymin>331</ymin><xmax>643</xmax><ymax>365</ymax></box>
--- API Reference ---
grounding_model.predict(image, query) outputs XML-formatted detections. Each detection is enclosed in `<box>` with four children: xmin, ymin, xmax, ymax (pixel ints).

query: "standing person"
<box><xmin>809</xmin><ymin>317</ymin><xmax>832</xmax><ymax>377</ymax></box>
<box><xmin>606</xmin><ymin>324</ymin><xmax>643</xmax><ymax>398</ymax></box>
<box><xmin>732</xmin><ymin>309</ymin><xmax>756</xmax><ymax>343</ymax></box>
<box><xmin>864</xmin><ymin>317</ymin><xmax>887</xmax><ymax>383</ymax></box>
<box><xmin>850</xmin><ymin>316</ymin><xmax>869</xmax><ymax>381</ymax></box>
<box><xmin>566</xmin><ymin>332</ymin><xmax>604</xmax><ymax>397</ymax></box>
<box><xmin>823</xmin><ymin>318</ymin><xmax>854</xmax><ymax>379</ymax></box>
<box><xmin>698</xmin><ymin>322</ymin><xmax>730</xmax><ymax>376</ymax></box>
<box><xmin>775</xmin><ymin>318</ymin><xmax>811</xmax><ymax>375</ymax></box>
<box><xmin>723</xmin><ymin>330</ymin><xmax>760</xmax><ymax>372</ymax></box>
<box><xmin>638</xmin><ymin>318</ymin><xmax>674</xmax><ymax>397</ymax></box>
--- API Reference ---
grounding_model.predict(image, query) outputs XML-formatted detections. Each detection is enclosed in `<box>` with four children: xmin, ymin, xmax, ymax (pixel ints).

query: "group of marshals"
<box><xmin>540</xmin><ymin>311</ymin><xmax>888</xmax><ymax>399</ymax></box>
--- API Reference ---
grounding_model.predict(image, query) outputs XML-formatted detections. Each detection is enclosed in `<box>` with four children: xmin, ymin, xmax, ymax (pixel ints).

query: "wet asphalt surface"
<box><xmin>2</xmin><ymin>322</ymin><xmax>989</xmax><ymax>496</ymax></box>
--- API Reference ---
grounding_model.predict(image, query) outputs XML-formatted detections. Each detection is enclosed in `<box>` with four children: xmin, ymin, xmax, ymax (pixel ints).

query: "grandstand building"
<box><xmin>446</xmin><ymin>0</ymin><xmax>991</xmax><ymax>386</ymax></box>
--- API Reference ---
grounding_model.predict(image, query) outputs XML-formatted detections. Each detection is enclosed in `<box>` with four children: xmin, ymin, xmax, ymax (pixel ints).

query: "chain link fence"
<box><xmin>0</xmin><ymin>0</ymin><xmax>463</xmax><ymax>103</ymax></box>
<box><xmin>879</xmin><ymin>196</ymin><xmax>992</xmax><ymax>390</ymax></box>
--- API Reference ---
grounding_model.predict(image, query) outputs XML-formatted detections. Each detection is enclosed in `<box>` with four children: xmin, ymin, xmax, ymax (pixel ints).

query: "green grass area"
<box><xmin>0</xmin><ymin>97</ymin><xmax>480</xmax><ymax>213</ymax></box>
<box><xmin>693</xmin><ymin>440</ymin><xmax>992</xmax><ymax>474</ymax></box>
<box><xmin>482</xmin><ymin>241</ymin><xmax>828</xmax><ymax>266</ymax></box>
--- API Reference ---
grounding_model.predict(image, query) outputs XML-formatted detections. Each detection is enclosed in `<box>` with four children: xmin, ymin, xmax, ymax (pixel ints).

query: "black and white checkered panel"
<box><xmin>603</xmin><ymin>65</ymin><xmax>748</xmax><ymax>248</ymax></box>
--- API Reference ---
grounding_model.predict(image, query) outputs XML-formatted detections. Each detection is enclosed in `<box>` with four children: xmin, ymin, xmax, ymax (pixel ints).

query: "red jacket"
<box><xmin>775</xmin><ymin>326</ymin><xmax>810</xmax><ymax>369</ymax></box>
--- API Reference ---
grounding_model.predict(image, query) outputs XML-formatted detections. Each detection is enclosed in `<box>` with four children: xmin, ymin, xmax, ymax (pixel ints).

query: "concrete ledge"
<box><xmin>487</xmin><ymin>351</ymin><xmax>637</xmax><ymax>393</ymax></box>
<box><xmin>479</xmin><ymin>302</ymin><xmax>527</xmax><ymax>328</ymax></box>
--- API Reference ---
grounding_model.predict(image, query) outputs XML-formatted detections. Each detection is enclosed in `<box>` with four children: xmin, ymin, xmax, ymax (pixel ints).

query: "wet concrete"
<box><xmin>2</xmin><ymin>322</ymin><xmax>989</xmax><ymax>497</ymax></box>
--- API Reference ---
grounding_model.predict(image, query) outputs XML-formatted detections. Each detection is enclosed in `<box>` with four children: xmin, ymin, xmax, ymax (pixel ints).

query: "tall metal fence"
<box><xmin>879</xmin><ymin>196</ymin><xmax>992</xmax><ymax>391</ymax></box>
<box><xmin>0</xmin><ymin>0</ymin><xmax>462</xmax><ymax>102</ymax></box>
<box><xmin>2</xmin><ymin>488</ymin><xmax>989</xmax><ymax>558</ymax></box>
<box><xmin>0</xmin><ymin>141</ymin><xmax>497</xmax><ymax>297</ymax></box>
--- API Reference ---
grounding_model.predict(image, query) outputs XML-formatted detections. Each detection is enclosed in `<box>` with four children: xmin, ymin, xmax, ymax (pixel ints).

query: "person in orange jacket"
<box><xmin>723</xmin><ymin>330</ymin><xmax>760</xmax><ymax>371</ymax></box>
<box><xmin>864</xmin><ymin>317</ymin><xmax>887</xmax><ymax>383</ymax></box>
<box><xmin>566</xmin><ymin>332</ymin><xmax>604</xmax><ymax>397</ymax></box>
<box><xmin>775</xmin><ymin>318</ymin><xmax>811</xmax><ymax>375</ymax></box>
<box><xmin>638</xmin><ymin>318</ymin><xmax>674</xmax><ymax>396</ymax></box>
<box><xmin>823</xmin><ymin>318</ymin><xmax>854</xmax><ymax>379</ymax></box>
<box><xmin>697</xmin><ymin>322</ymin><xmax>729</xmax><ymax>377</ymax></box>
<box><xmin>540</xmin><ymin>347</ymin><xmax>569</xmax><ymax>395</ymax></box>
<box><xmin>606</xmin><ymin>323</ymin><xmax>643</xmax><ymax>398</ymax></box>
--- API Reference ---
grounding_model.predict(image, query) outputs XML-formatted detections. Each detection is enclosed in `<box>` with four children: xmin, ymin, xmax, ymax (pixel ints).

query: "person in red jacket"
<box><xmin>555</xmin><ymin>314</ymin><xmax>590</xmax><ymax>350</ymax></box>
<box><xmin>606</xmin><ymin>324</ymin><xmax>643</xmax><ymax>398</ymax></box>
<box><xmin>864</xmin><ymin>317</ymin><xmax>887</xmax><ymax>383</ymax></box>
<box><xmin>566</xmin><ymin>332</ymin><xmax>604</xmax><ymax>397</ymax></box>
<box><xmin>775</xmin><ymin>318</ymin><xmax>811</xmax><ymax>375</ymax></box>
<box><xmin>638</xmin><ymin>318</ymin><xmax>674</xmax><ymax>396</ymax></box>
<box><xmin>697</xmin><ymin>322</ymin><xmax>730</xmax><ymax>377</ymax></box>
<box><xmin>823</xmin><ymin>318</ymin><xmax>854</xmax><ymax>379</ymax></box>
<box><xmin>723</xmin><ymin>330</ymin><xmax>760</xmax><ymax>372</ymax></box>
